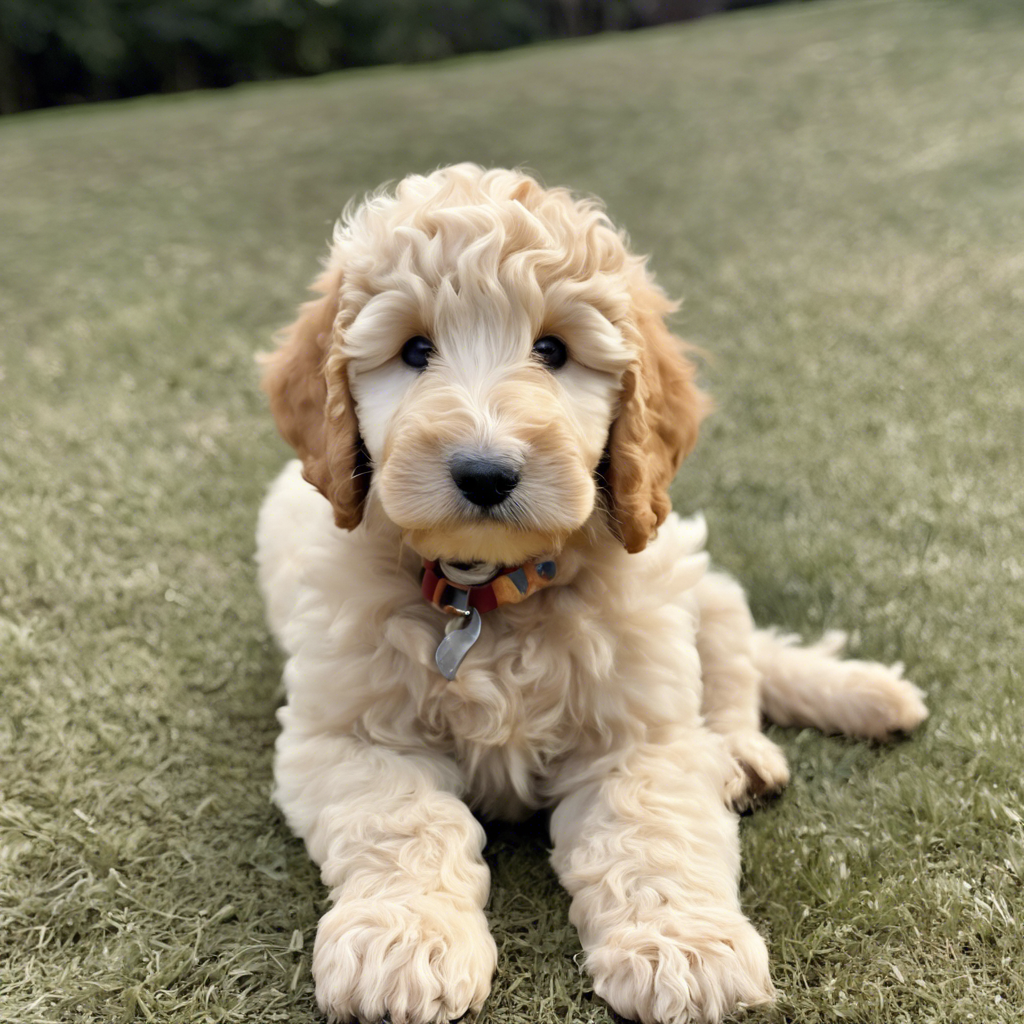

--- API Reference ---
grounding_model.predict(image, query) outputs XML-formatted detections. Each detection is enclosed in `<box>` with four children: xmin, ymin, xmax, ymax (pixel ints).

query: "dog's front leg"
<box><xmin>274</xmin><ymin>712</ymin><xmax>496</xmax><ymax>1024</ymax></box>
<box><xmin>550</xmin><ymin>732</ymin><xmax>774</xmax><ymax>1024</ymax></box>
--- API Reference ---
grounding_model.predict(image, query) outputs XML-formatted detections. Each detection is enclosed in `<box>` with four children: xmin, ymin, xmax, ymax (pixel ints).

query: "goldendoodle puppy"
<box><xmin>256</xmin><ymin>164</ymin><xmax>927</xmax><ymax>1024</ymax></box>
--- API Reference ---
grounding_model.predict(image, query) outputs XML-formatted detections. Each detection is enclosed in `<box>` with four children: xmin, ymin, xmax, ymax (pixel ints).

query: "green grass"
<box><xmin>2</xmin><ymin>0</ymin><xmax>1023</xmax><ymax>1021</ymax></box>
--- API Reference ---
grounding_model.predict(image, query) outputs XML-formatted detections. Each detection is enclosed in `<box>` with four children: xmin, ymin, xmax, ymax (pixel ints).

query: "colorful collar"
<box><xmin>421</xmin><ymin>558</ymin><xmax>557</xmax><ymax>616</ymax></box>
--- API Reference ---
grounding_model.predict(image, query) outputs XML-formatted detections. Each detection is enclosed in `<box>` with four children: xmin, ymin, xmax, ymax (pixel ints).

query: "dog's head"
<box><xmin>262</xmin><ymin>165</ymin><xmax>708</xmax><ymax>563</ymax></box>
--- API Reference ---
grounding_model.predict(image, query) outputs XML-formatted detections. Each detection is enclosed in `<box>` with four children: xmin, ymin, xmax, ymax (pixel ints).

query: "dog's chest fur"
<box><xmin>379</xmin><ymin>562</ymin><xmax>704</xmax><ymax>818</ymax></box>
<box><xmin>265</xmin><ymin>466</ymin><xmax>709</xmax><ymax>820</ymax></box>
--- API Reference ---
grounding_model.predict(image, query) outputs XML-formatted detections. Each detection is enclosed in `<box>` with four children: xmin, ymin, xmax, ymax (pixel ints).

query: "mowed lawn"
<box><xmin>2</xmin><ymin>0</ymin><xmax>1023</xmax><ymax>1021</ymax></box>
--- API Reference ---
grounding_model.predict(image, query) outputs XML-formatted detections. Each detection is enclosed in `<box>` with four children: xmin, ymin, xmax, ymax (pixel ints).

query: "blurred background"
<box><xmin>0</xmin><ymin>0</ymin><xmax>806</xmax><ymax>115</ymax></box>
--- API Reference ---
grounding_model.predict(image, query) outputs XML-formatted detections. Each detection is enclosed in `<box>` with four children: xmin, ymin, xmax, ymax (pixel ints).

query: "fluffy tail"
<box><xmin>750</xmin><ymin>629</ymin><xmax>928</xmax><ymax>740</ymax></box>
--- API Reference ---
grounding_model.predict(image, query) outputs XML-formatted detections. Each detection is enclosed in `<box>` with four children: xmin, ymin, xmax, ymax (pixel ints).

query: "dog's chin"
<box><xmin>399</xmin><ymin>521</ymin><xmax>572</xmax><ymax>566</ymax></box>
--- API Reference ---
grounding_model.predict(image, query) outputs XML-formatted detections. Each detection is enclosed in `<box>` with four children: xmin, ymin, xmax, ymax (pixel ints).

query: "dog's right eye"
<box><xmin>401</xmin><ymin>336</ymin><xmax>433</xmax><ymax>370</ymax></box>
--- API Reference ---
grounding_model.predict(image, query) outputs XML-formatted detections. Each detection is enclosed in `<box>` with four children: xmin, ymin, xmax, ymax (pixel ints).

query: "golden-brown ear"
<box><xmin>605</xmin><ymin>285</ymin><xmax>710</xmax><ymax>553</ymax></box>
<box><xmin>260</xmin><ymin>265</ymin><xmax>369</xmax><ymax>530</ymax></box>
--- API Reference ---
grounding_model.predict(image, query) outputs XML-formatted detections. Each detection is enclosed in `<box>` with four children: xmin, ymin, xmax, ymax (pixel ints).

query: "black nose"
<box><xmin>450</xmin><ymin>455</ymin><xmax>520</xmax><ymax>508</ymax></box>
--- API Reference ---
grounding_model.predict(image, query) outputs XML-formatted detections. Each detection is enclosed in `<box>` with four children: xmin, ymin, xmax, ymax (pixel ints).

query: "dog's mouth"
<box><xmin>399</xmin><ymin>518</ymin><xmax>569</xmax><ymax>567</ymax></box>
<box><xmin>456</xmin><ymin>494</ymin><xmax>531</xmax><ymax>527</ymax></box>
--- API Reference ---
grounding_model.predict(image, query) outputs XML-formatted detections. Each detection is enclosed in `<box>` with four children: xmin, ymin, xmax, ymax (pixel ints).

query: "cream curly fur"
<box><xmin>256</xmin><ymin>165</ymin><xmax>928</xmax><ymax>1024</ymax></box>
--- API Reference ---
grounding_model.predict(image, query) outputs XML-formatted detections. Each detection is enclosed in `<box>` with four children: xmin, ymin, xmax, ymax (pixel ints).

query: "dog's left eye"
<box><xmin>401</xmin><ymin>335</ymin><xmax>434</xmax><ymax>370</ymax></box>
<box><xmin>532</xmin><ymin>335</ymin><xmax>567</xmax><ymax>370</ymax></box>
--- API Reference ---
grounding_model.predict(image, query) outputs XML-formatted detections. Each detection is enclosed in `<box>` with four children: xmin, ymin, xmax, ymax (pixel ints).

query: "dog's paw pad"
<box><xmin>723</xmin><ymin>730</ymin><xmax>790</xmax><ymax>811</ymax></box>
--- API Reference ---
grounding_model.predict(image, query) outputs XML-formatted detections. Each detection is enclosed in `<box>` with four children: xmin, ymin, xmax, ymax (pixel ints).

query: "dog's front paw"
<box><xmin>586</xmin><ymin>909</ymin><xmax>774</xmax><ymax>1024</ymax></box>
<box><xmin>722</xmin><ymin>730</ymin><xmax>790</xmax><ymax>812</ymax></box>
<box><xmin>313</xmin><ymin>895</ymin><xmax>496</xmax><ymax>1024</ymax></box>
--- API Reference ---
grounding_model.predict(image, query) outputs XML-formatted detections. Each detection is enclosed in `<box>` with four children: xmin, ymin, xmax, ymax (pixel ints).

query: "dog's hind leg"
<box><xmin>751</xmin><ymin>628</ymin><xmax>928</xmax><ymax>740</ymax></box>
<box><xmin>695</xmin><ymin>572</ymin><xmax>790</xmax><ymax>810</ymax></box>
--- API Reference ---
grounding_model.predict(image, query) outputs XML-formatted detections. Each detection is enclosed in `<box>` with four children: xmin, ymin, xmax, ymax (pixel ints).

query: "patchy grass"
<box><xmin>2</xmin><ymin>0</ymin><xmax>1023</xmax><ymax>1021</ymax></box>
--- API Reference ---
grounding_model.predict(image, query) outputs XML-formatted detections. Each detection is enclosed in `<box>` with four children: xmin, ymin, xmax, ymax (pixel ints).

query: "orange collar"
<box><xmin>421</xmin><ymin>559</ymin><xmax>557</xmax><ymax>616</ymax></box>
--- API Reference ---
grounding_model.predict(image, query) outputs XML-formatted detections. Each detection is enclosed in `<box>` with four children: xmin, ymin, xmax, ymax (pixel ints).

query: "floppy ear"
<box><xmin>260</xmin><ymin>264</ymin><xmax>369</xmax><ymax>530</ymax></box>
<box><xmin>605</xmin><ymin>284</ymin><xmax>710</xmax><ymax>553</ymax></box>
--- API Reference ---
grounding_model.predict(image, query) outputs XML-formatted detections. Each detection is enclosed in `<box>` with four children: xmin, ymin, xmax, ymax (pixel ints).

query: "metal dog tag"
<box><xmin>435</xmin><ymin>607</ymin><xmax>482</xmax><ymax>680</ymax></box>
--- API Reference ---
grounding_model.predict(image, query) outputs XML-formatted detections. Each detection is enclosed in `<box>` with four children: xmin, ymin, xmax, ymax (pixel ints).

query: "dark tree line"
<box><xmin>0</xmin><ymin>0</ymin><xmax>784</xmax><ymax>115</ymax></box>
